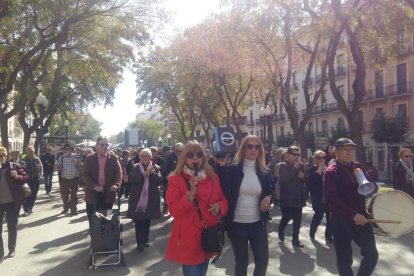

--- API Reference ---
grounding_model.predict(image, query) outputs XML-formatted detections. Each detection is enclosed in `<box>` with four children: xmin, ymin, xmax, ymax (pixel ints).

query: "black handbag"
<box><xmin>185</xmin><ymin>178</ymin><xmax>225</xmax><ymax>264</ymax></box>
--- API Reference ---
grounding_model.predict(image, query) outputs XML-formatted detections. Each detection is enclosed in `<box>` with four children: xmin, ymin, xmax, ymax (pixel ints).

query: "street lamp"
<box><xmin>144</xmin><ymin>140</ymin><xmax>148</xmax><ymax>147</ymax></box>
<box><xmin>167</xmin><ymin>133</ymin><xmax>172</xmax><ymax>146</ymax></box>
<box><xmin>259</xmin><ymin>106</ymin><xmax>272</xmax><ymax>146</ymax></box>
<box><xmin>64</xmin><ymin>120</ymin><xmax>70</xmax><ymax>144</ymax></box>
<box><xmin>158</xmin><ymin>137</ymin><xmax>162</xmax><ymax>147</ymax></box>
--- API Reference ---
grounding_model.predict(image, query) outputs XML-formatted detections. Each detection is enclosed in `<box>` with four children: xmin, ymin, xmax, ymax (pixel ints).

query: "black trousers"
<box><xmin>23</xmin><ymin>178</ymin><xmax>39</xmax><ymax>213</ymax></box>
<box><xmin>331</xmin><ymin>219</ymin><xmax>378</xmax><ymax>276</ymax></box>
<box><xmin>279</xmin><ymin>207</ymin><xmax>303</xmax><ymax>241</ymax></box>
<box><xmin>86</xmin><ymin>192</ymin><xmax>113</xmax><ymax>228</ymax></box>
<box><xmin>134</xmin><ymin>219</ymin><xmax>150</xmax><ymax>246</ymax></box>
<box><xmin>227</xmin><ymin>221</ymin><xmax>269</xmax><ymax>276</ymax></box>
<box><xmin>0</xmin><ymin>202</ymin><xmax>19</xmax><ymax>256</ymax></box>
<box><xmin>310</xmin><ymin>196</ymin><xmax>333</xmax><ymax>239</ymax></box>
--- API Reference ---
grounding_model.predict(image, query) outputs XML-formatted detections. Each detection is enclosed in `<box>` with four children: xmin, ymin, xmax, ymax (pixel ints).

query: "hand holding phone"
<box><xmin>193</xmin><ymin>163</ymin><xmax>199</xmax><ymax>177</ymax></box>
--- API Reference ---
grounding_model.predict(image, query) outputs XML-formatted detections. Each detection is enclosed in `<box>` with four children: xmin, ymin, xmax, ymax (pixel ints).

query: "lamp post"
<box><xmin>64</xmin><ymin>120</ymin><xmax>70</xmax><ymax>144</ymax></box>
<box><xmin>259</xmin><ymin>106</ymin><xmax>272</xmax><ymax>147</ymax></box>
<box><xmin>167</xmin><ymin>133</ymin><xmax>172</xmax><ymax>146</ymax></box>
<box><xmin>144</xmin><ymin>140</ymin><xmax>148</xmax><ymax>147</ymax></box>
<box><xmin>158</xmin><ymin>137</ymin><xmax>162</xmax><ymax>147</ymax></box>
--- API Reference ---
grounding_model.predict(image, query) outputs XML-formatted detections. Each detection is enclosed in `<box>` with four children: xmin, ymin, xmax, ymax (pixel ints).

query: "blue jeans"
<box><xmin>310</xmin><ymin>196</ymin><xmax>332</xmax><ymax>239</ymax></box>
<box><xmin>331</xmin><ymin>219</ymin><xmax>378</xmax><ymax>276</ymax></box>
<box><xmin>227</xmin><ymin>221</ymin><xmax>268</xmax><ymax>276</ymax></box>
<box><xmin>43</xmin><ymin>171</ymin><xmax>53</xmax><ymax>193</ymax></box>
<box><xmin>182</xmin><ymin>259</ymin><xmax>209</xmax><ymax>276</ymax></box>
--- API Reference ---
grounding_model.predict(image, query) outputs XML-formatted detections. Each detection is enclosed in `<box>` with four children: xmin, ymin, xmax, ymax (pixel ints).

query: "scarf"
<box><xmin>400</xmin><ymin>159</ymin><xmax>414</xmax><ymax>185</ymax></box>
<box><xmin>135</xmin><ymin>161</ymin><xmax>153</xmax><ymax>213</ymax></box>
<box><xmin>183</xmin><ymin>165</ymin><xmax>207</xmax><ymax>180</ymax></box>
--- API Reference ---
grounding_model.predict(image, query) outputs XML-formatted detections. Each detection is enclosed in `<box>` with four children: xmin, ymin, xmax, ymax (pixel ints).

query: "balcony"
<box><xmin>351</xmin><ymin>82</ymin><xmax>412</xmax><ymax>103</ymax></box>
<box><xmin>316</xmin><ymin>131</ymin><xmax>328</xmax><ymax>137</ymax></box>
<box><xmin>274</xmin><ymin>114</ymin><xmax>286</xmax><ymax>122</ymax></box>
<box><xmin>302</xmin><ymin>78</ymin><xmax>314</xmax><ymax>88</ymax></box>
<box><xmin>236</xmin><ymin>116</ymin><xmax>248</xmax><ymax>125</ymax></box>
<box><xmin>246</xmin><ymin>120</ymin><xmax>254</xmax><ymax>127</ymax></box>
<box><xmin>335</xmin><ymin>66</ymin><xmax>346</xmax><ymax>78</ymax></box>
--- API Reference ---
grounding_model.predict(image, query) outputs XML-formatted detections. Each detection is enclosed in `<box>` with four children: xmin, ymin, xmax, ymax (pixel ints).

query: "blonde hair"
<box><xmin>0</xmin><ymin>146</ymin><xmax>7</xmax><ymax>155</ymax></box>
<box><xmin>172</xmin><ymin>140</ymin><xmax>215</xmax><ymax>180</ymax></box>
<box><xmin>313</xmin><ymin>150</ymin><xmax>326</xmax><ymax>157</ymax></box>
<box><xmin>399</xmin><ymin>147</ymin><xmax>412</xmax><ymax>158</ymax></box>
<box><xmin>234</xmin><ymin>135</ymin><xmax>268</xmax><ymax>173</ymax></box>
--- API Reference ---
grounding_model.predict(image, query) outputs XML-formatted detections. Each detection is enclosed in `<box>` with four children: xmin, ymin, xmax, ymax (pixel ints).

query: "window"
<box><xmin>309</xmin><ymin>93</ymin><xmax>314</xmax><ymax>103</ymax></box>
<box><xmin>249</xmin><ymin>110</ymin><xmax>254</xmax><ymax>124</ymax></box>
<box><xmin>374</xmin><ymin>107</ymin><xmax>384</xmax><ymax>120</ymax></box>
<box><xmin>321</xmin><ymin>91</ymin><xmax>327</xmax><ymax>109</ymax></box>
<box><xmin>308</xmin><ymin>122</ymin><xmax>314</xmax><ymax>133</ymax></box>
<box><xmin>322</xmin><ymin>120</ymin><xmax>328</xmax><ymax>136</ymax></box>
<box><xmin>396</xmin><ymin>63</ymin><xmax>407</xmax><ymax>93</ymax></box>
<box><xmin>377</xmin><ymin>146</ymin><xmax>385</xmax><ymax>171</ymax></box>
<box><xmin>375</xmin><ymin>70</ymin><xmax>384</xmax><ymax>97</ymax></box>
<box><xmin>357</xmin><ymin>110</ymin><xmax>364</xmax><ymax>131</ymax></box>
<box><xmin>338</xmin><ymin>86</ymin><xmax>344</xmax><ymax>98</ymax></box>
<box><xmin>280</xmin><ymin>126</ymin><xmax>285</xmax><ymax>136</ymax></box>
<box><xmin>396</xmin><ymin>104</ymin><xmax>407</xmax><ymax>118</ymax></box>
<box><xmin>338</xmin><ymin>118</ymin><xmax>345</xmax><ymax>129</ymax></box>
<box><xmin>292</xmin><ymin>72</ymin><xmax>297</xmax><ymax>86</ymax></box>
<box><xmin>292</xmin><ymin>98</ymin><xmax>298</xmax><ymax>111</ymax></box>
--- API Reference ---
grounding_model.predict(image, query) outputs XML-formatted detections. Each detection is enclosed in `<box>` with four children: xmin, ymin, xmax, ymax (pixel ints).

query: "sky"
<box><xmin>90</xmin><ymin>0</ymin><xmax>222</xmax><ymax>137</ymax></box>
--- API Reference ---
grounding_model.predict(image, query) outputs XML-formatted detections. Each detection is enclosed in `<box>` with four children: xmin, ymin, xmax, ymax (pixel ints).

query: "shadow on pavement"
<box><xmin>18</xmin><ymin>213</ymin><xmax>64</xmax><ymax>230</ymax></box>
<box><xmin>279</xmin><ymin>242</ymin><xmax>315</xmax><ymax>275</ymax></box>
<box><xmin>29</xmin><ymin>229</ymin><xmax>90</xmax><ymax>254</ymax></box>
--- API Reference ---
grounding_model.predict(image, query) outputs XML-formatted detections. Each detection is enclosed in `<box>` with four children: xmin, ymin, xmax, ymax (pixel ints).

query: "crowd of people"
<box><xmin>0</xmin><ymin>135</ymin><xmax>413</xmax><ymax>276</ymax></box>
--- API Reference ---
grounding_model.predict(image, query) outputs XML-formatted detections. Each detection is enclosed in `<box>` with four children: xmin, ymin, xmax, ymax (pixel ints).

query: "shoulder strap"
<box><xmin>184</xmin><ymin>178</ymin><xmax>206</xmax><ymax>229</ymax></box>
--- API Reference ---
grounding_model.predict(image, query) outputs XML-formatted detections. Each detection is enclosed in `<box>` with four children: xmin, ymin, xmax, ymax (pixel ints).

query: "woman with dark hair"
<box><xmin>127</xmin><ymin>148</ymin><xmax>161</xmax><ymax>252</ymax></box>
<box><xmin>215</xmin><ymin>135</ymin><xmax>272</xmax><ymax>276</ymax></box>
<box><xmin>324</xmin><ymin>144</ymin><xmax>335</xmax><ymax>165</ymax></box>
<box><xmin>166</xmin><ymin>141</ymin><xmax>228</xmax><ymax>276</ymax></box>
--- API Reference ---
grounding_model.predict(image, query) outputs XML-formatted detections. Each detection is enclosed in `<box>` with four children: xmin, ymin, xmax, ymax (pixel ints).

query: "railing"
<box><xmin>246</xmin><ymin>120</ymin><xmax>254</xmax><ymax>126</ymax></box>
<box><xmin>236</xmin><ymin>116</ymin><xmax>248</xmax><ymax>125</ymax></box>
<box><xmin>316</xmin><ymin>131</ymin><xmax>328</xmax><ymax>137</ymax></box>
<box><xmin>274</xmin><ymin>114</ymin><xmax>286</xmax><ymax>122</ymax></box>
<box><xmin>335</xmin><ymin>66</ymin><xmax>346</xmax><ymax>77</ymax></box>
<box><xmin>351</xmin><ymin>82</ymin><xmax>412</xmax><ymax>103</ymax></box>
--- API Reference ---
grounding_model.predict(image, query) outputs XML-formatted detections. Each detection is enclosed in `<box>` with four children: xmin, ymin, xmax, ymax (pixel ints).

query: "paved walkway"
<box><xmin>1</xmin><ymin>175</ymin><xmax>413</xmax><ymax>275</ymax></box>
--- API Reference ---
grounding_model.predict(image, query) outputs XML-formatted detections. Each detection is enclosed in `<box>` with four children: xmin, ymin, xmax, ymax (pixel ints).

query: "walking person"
<box><xmin>0</xmin><ymin>147</ymin><xmax>28</xmax><ymax>262</ymax></box>
<box><xmin>278</xmin><ymin>145</ymin><xmax>307</xmax><ymax>248</ymax></box>
<box><xmin>324</xmin><ymin>138</ymin><xmax>378</xmax><ymax>276</ymax></box>
<box><xmin>41</xmin><ymin>147</ymin><xmax>55</xmax><ymax>195</ymax></box>
<box><xmin>307</xmin><ymin>150</ymin><xmax>333</xmax><ymax>243</ymax></box>
<box><xmin>162</xmin><ymin>142</ymin><xmax>184</xmax><ymax>213</ymax></box>
<box><xmin>119</xmin><ymin>150</ymin><xmax>130</xmax><ymax>198</ymax></box>
<box><xmin>127</xmin><ymin>148</ymin><xmax>162</xmax><ymax>252</ymax></box>
<box><xmin>393</xmin><ymin>148</ymin><xmax>414</xmax><ymax>198</ymax></box>
<box><xmin>19</xmin><ymin>146</ymin><xmax>43</xmax><ymax>216</ymax></box>
<box><xmin>215</xmin><ymin>135</ymin><xmax>272</xmax><ymax>276</ymax></box>
<box><xmin>55</xmin><ymin>144</ymin><xmax>82</xmax><ymax>215</ymax></box>
<box><xmin>166</xmin><ymin>141</ymin><xmax>228</xmax><ymax>276</ymax></box>
<box><xmin>82</xmin><ymin>136</ymin><xmax>122</xmax><ymax>227</ymax></box>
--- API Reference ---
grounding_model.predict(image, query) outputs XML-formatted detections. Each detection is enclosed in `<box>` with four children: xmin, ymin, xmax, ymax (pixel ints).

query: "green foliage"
<box><xmin>276</xmin><ymin>132</ymin><xmax>295</xmax><ymax>147</ymax></box>
<box><xmin>109</xmin><ymin>131</ymin><xmax>125</xmax><ymax>144</ymax></box>
<box><xmin>371</xmin><ymin>116</ymin><xmax>408</xmax><ymax>144</ymax></box>
<box><xmin>128</xmin><ymin>119</ymin><xmax>163</xmax><ymax>147</ymax></box>
<box><xmin>329</xmin><ymin>123</ymin><xmax>352</xmax><ymax>145</ymax></box>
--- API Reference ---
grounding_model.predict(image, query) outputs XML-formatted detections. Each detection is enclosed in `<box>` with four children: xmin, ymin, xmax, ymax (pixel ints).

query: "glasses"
<box><xmin>290</xmin><ymin>153</ymin><xmax>300</xmax><ymax>157</ymax></box>
<box><xmin>245</xmin><ymin>144</ymin><xmax>260</xmax><ymax>150</ymax></box>
<box><xmin>186</xmin><ymin>151</ymin><xmax>204</xmax><ymax>159</ymax></box>
<box><xmin>99</xmin><ymin>143</ymin><xmax>109</xmax><ymax>147</ymax></box>
<box><xmin>315</xmin><ymin>156</ymin><xmax>326</xmax><ymax>160</ymax></box>
<box><xmin>404</xmin><ymin>154</ymin><xmax>413</xmax><ymax>158</ymax></box>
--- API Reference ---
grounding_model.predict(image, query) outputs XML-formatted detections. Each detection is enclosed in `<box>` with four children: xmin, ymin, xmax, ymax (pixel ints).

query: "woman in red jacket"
<box><xmin>166</xmin><ymin>140</ymin><xmax>228</xmax><ymax>276</ymax></box>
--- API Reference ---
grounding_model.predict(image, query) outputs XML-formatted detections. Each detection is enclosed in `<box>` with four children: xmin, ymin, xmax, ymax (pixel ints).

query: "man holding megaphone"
<box><xmin>323</xmin><ymin>138</ymin><xmax>379</xmax><ymax>276</ymax></box>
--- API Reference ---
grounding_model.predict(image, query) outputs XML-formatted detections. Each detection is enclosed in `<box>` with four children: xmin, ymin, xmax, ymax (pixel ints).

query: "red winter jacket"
<box><xmin>166</xmin><ymin>173</ymin><xmax>228</xmax><ymax>265</ymax></box>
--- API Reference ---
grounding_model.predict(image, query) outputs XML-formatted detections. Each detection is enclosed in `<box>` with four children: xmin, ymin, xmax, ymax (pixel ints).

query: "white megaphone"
<box><xmin>354</xmin><ymin>168</ymin><xmax>376</xmax><ymax>196</ymax></box>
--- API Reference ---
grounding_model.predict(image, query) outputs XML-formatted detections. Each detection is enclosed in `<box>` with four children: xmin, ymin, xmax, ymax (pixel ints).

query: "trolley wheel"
<box><xmin>119</xmin><ymin>253</ymin><xmax>125</xmax><ymax>266</ymax></box>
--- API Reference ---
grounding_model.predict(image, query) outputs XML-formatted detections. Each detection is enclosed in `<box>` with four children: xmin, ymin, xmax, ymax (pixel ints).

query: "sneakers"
<box><xmin>292</xmin><ymin>240</ymin><xmax>304</xmax><ymax>248</ymax></box>
<box><xmin>8</xmin><ymin>251</ymin><xmax>15</xmax><ymax>258</ymax></box>
<box><xmin>60</xmin><ymin>209</ymin><xmax>69</xmax><ymax>214</ymax></box>
<box><xmin>71</xmin><ymin>211</ymin><xmax>79</xmax><ymax>216</ymax></box>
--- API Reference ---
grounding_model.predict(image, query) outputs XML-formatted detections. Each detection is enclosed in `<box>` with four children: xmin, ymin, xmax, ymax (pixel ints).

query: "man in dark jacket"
<box><xmin>161</xmin><ymin>142</ymin><xmax>183</xmax><ymax>212</ymax></box>
<box><xmin>41</xmin><ymin>147</ymin><xmax>55</xmax><ymax>195</ymax></box>
<box><xmin>0</xmin><ymin>147</ymin><xmax>29</xmax><ymax>262</ymax></box>
<box><xmin>278</xmin><ymin>146</ymin><xmax>306</xmax><ymax>248</ymax></box>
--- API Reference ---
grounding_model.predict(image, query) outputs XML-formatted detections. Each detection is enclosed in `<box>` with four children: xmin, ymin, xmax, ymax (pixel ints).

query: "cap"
<box><xmin>334</xmin><ymin>138</ymin><xmax>356</xmax><ymax>148</ymax></box>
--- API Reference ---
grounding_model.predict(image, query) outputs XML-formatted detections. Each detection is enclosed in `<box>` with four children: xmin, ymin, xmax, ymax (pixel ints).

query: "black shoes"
<box><xmin>71</xmin><ymin>211</ymin><xmax>78</xmax><ymax>216</ymax></box>
<box><xmin>8</xmin><ymin>251</ymin><xmax>15</xmax><ymax>257</ymax></box>
<box><xmin>278</xmin><ymin>231</ymin><xmax>285</xmax><ymax>242</ymax></box>
<box><xmin>60</xmin><ymin>209</ymin><xmax>69</xmax><ymax>214</ymax></box>
<box><xmin>292</xmin><ymin>240</ymin><xmax>304</xmax><ymax>248</ymax></box>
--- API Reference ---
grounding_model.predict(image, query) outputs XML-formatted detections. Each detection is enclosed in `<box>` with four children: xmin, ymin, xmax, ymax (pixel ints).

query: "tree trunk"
<box><xmin>0</xmin><ymin>114</ymin><xmax>9</xmax><ymax>151</ymax></box>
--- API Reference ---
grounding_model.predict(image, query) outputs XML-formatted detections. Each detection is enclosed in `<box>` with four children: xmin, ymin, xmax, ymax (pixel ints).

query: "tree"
<box><xmin>276</xmin><ymin>133</ymin><xmax>295</xmax><ymax>147</ymax></box>
<box><xmin>371</xmin><ymin>116</ymin><xmax>408</xmax><ymax>144</ymax></box>
<box><xmin>128</xmin><ymin>119</ymin><xmax>163</xmax><ymax>147</ymax></box>
<box><xmin>329</xmin><ymin>122</ymin><xmax>352</xmax><ymax>145</ymax></box>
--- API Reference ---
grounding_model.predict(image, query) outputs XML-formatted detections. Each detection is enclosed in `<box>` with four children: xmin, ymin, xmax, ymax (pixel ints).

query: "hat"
<box><xmin>334</xmin><ymin>138</ymin><xmax>356</xmax><ymax>148</ymax></box>
<box><xmin>62</xmin><ymin>143</ymin><xmax>73</xmax><ymax>150</ymax></box>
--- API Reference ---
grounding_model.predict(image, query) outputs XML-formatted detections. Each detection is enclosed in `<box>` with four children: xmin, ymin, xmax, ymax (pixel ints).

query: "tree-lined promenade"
<box><xmin>0</xmin><ymin>176</ymin><xmax>413</xmax><ymax>275</ymax></box>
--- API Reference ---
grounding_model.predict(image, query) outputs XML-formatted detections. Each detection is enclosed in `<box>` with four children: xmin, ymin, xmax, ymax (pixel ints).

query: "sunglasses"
<box><xmin>99</xmin><ymin>143</ymin><xmax>109</xmax><ymax>147</ymax></box>
<box><xmin>315</xmin><ymin>156</ymin><xmax>326</xmax><ymax>160</ymax></box>
<box><xmin>404</xmin><ymin>154</ymin><xmax>413</xmax><ymax>158</ymax></box>
<box><xmin>245</xmin><ymin>144</ymin><xmax>261</xmax><ymax>150</ymax></box>
<box><xmin>291</xmin><ymin>153</ymin><xmax>300</xmax><ymax>157</ymax></box>
<box><xmin>186</xmin><ymin>151</ymin><xmax>204</xmax><ymax>159</ymax></box>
